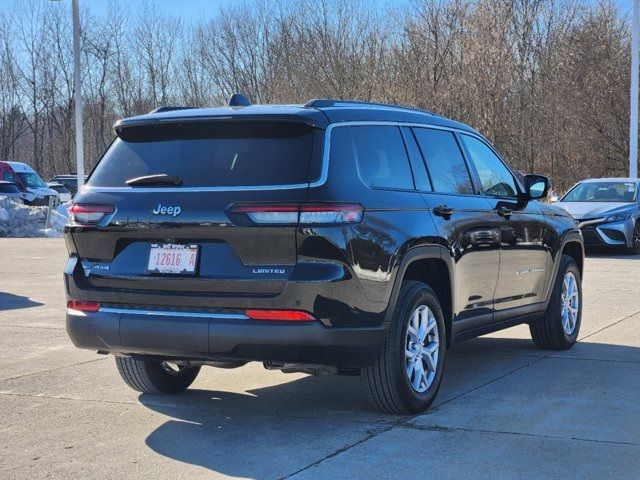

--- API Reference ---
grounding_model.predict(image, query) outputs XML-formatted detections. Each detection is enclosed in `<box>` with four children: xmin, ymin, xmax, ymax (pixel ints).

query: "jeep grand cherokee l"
<box><xmin>65</xmin><ymin>97</ymin><xmax>584</xmax><ymax>414</ymax></box>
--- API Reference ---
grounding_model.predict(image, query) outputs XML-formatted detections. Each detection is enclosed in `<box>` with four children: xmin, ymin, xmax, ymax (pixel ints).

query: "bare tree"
<box><xmin>0</xmin><ymin>0</ymin><xmax>633</xmax><ymax>189</ymax></box>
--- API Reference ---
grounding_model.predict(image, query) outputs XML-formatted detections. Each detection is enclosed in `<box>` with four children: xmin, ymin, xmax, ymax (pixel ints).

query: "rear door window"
<box><xmin>89</xmin><ymin>121</ymin><xmax>315</xmax><ymax>188</ymax></box>
<box><xmin>412</xmin><ymin>128</ymin><xmax>474</xmax><ymax>194</ymax></box>
<box><xmin>351</xmin><ymin>126</ymin><xmax>414</xmax><ymax>190</ymax></box>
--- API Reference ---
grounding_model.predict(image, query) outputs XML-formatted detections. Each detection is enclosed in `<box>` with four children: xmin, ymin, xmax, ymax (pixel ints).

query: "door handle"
<box><xmin>496</xmin><ymin>206</ymin><xmax>512</xmax><ymax>218</ymax></box>
<box><xmin>433</xmin><ymin>205</ymin><xmax>454</xmax><ymax>218</ymax></box>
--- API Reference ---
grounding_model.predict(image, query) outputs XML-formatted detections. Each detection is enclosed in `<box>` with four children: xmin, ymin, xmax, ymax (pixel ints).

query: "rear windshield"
<box><xmin>89</xmin><ymin>121</ymin><xmax>315</xmax><ymax>188</ymax></box>
<box><xmin>0</xmin><ymin>183</ymin><xmax>19</xmax><ymax>193</ymax></box>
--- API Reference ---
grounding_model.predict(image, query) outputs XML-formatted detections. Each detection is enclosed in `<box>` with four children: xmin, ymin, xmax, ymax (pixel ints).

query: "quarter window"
<box><xmin>351</xmin><ymin>126</ymin><xmax>415</xmax><ymax>190</ymax></box>
<box><xmin>460</xmin><ymin>134</ymin><xmax>518</xmax><ymax>198</ymax></box>
<box><xmin>412</xmin><ymin>128</ymin><xmax>474</xmax><ymax>194</ymax></box>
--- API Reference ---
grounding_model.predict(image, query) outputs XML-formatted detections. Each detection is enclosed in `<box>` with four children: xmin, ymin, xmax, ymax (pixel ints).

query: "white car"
<box><xmin>4</xmin><ymin>161</ymin><xmax>59</xmax><ymax>205</ymax></box>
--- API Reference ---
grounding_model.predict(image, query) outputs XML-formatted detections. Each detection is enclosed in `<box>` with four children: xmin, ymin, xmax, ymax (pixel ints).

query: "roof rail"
<box><xmin>304</xmin><ymin>98</ymin><xmax>436</xmax><ymax>116</ymax></box>
<box><xmin>148</xmin><ymin>106</ymin><xmax>197</xmax><ymax>114</ymax></box>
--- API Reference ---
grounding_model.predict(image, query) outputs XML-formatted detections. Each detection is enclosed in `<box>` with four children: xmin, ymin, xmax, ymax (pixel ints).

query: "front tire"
<box><xmin>626</xmin><ymin>221</ymin><xmax>640</xmax><ymax>255</ymax></box>
<box><xmin>362</xmin><ymin>281</ymin><xmax>446</xmax><ymax>414</ymax></box>
<box><xmin>529</xmin><ymin>255</ymin><xmax>582</xmax><ymax>350</ymax></box>
<box><xmin>115</xmin><ymin>356</ymin><xmax>201</xmax><ymax>394</ymax></box>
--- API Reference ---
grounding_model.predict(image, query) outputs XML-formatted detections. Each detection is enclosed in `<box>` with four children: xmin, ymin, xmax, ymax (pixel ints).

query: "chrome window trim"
<box><xmin>98</xmin><ymin>307</ymin><xmax>248</xmax><ymax>320</ymax></box>
<box><xmin>317</xmin><ymin>121</ymin><xmax>481</xmax><ymax>193</ymax></box>
<box><xmin>82</xmin><ymin>121</ymin><xmax>480</xmax><ymax>194</ymax></box>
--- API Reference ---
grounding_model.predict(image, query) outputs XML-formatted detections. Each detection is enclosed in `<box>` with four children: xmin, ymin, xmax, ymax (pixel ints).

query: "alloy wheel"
<box><xmin>560</xmin><ymin>272</ymin><xmax>579</xmax><ymax>335</ymax></box>
<box><xmin>405</xmin><ymin>305</ymin><xmax>439</xmax><ymax>393</ymax></box>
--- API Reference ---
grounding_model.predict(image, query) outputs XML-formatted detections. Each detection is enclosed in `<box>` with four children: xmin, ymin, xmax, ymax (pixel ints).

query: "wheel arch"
<box><xmin>542</xmin><ymin>232</ymin><xmax>584</xmax><ymax>308</ymax></box>
<box><xmin>386</xmin><ymin>246</ymin><xmax>454</xmax><ymax>346</ymax></box>
<box><xmin>562</xmin><ymin>239</ymin><xmax>584</xmax><ymax>277</ymax></box>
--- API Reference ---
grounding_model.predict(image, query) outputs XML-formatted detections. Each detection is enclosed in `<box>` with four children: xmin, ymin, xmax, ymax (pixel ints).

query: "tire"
<box><xmin>529</xmin><ymin>255</ymin><xmax>581</xmax><ymax>350</ymax></box>
<box><xmin>115</xmin><ymin>356</ymin><xmax>201</xmax><ymax>394</ymax></box>
<box><xmin>626</xmin><ymin>221</ymin><xmax>640</xmax><ymax>255</ymax></box>
<box><xmin>362</xmin><ymin>281</ymin><xmax>446</xmax><ymax>414</ymax></box>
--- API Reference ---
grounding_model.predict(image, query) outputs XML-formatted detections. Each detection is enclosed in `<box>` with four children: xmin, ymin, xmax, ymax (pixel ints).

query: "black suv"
<box><xmin>65</xmin><ymin>98</ymin><xmax>584</xmax><ymax>414</ymax></box>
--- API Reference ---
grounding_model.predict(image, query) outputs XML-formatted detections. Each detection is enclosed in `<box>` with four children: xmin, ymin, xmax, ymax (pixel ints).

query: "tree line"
<box><xmin>0</xmin><ymin>0</ymin><xmax>632</xmax><ymax>191</ymax></box>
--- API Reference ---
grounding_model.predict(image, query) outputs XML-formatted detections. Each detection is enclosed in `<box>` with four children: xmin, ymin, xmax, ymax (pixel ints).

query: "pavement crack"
<box><xmin>433</xmin><ymin>352</ymin><xmax>555</xmax><ymax>411</ymax></box>
<box><xmin>0</xmin><ymin>391</ymin><xmax>142</xmax><ymax>407</ymax></box>
<box><xmin>282</xmin><ymin>348</ymin><xmax>560</xmax><ymax>478</ymax></box>
<box><xmin>280</xmin><ymin>423</ymin><xmax>399</xmax><ymax>480</ymax></box>
<box><xmin>540</xmin><ymin>355</ymin><xmax>640</xmax><ymax>364</ymax></box>
<box><xmin>432</xmin><ymin>308</ymin><xmax>640</xmax><ymax>411</ymax></box>
<box><xmin>0</xmin><ymin>324</ymin><xmax>65</xmax><ymax>330</ymax></box>
<box><xmin>576</xmin><ymin>308</ymin><xmax>640</xmax><ymax>344</ymax></box>
<box><xmin>0</xmin><ymin>357</ymin><xmax>108</xmax><ymax>382</ymax></box>
<box><xmin>0</xmin><ymin>391</ymin><xmax>396</xmax><ymax>426</ymax></box>
<box><xmin>401</xmin><ymin>423</ymin><xmax>640</xmax><ymax>447</ymax></box>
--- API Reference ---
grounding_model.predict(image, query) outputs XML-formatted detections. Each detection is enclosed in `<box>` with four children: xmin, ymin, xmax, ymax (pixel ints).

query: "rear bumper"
<box><xmin>66</xmin><ymin>307</ymin><xmax>388</xmax><ymax>367</ymax></box>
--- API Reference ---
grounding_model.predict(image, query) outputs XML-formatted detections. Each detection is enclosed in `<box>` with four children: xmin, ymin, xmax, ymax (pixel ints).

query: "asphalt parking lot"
<box><xmin>1</xmin><ymin>239</ymin><xmax>639</xmax><ymax>479</ymax></box>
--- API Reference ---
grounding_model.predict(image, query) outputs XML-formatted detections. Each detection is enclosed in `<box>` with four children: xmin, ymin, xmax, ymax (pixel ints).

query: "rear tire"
<box><xmin>529</xmin><ymin>255</ymin><xmax>581</xmax><ymax>350</ymax></box>
<box><xmin>362</xmin><ymin>281</ymin><xmax>446</xmax><ymax>414</ymax></box>
<box><xmin>115</xmin><ymin>357</ymin><xmax>201</xmax><ymax>394</ymax></box>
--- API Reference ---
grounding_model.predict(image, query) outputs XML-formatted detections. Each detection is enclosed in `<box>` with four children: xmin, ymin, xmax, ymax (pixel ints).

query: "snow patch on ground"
<box><xmin>0</xmin><ymin>196</ymin><xmax>68</xmax><ymax>238</ymax></box>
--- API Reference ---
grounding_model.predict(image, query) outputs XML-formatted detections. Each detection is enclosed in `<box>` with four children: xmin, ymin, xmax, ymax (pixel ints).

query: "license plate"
<box><xmin>147</xmin><ymin>244</ymin><xmax>198</xmax><ymax>274</ymax></box>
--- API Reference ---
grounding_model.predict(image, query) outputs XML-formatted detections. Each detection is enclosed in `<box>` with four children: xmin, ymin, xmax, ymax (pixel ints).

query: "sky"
<box><xmin>73</xmin><ymin>0</ymin><xmax>635</xmax><ymax>20</ymax></box>
<box><xmin>1</xmin><ymin>0</ymin><xmax>410</xmax><ymax>20</ymax></box>
<box><xmin>0</xmin><ymin>0</ymin><xmax>632</xmax><ymax>22</ymax></box>
<box><xmin>85</xmin><ymin>0</ymin><xmax>245</xmax><ymax>19</ymax></box>
<box><xmin>80</xmin><ymin>0</ymin><xmax>633</xmax><ymax>17</ymax></box>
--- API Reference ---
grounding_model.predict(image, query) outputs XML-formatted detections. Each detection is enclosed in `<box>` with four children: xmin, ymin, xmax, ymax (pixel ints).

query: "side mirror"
<box><xmin>524</xmin><ymin>174</ymin><xmax>550</xmax><ymax>200</ymax></box>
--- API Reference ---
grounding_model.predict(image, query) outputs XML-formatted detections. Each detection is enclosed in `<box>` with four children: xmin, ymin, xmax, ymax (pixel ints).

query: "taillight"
<box><xmin>245</xmin><ymin>309</ymin><xmax>316</xmax><ymax>321</ymax></box>
<box><xmin>230</xmin><ymin>204</ymin><xmax>299</xmax><ymax>224</ymax></box>
<box><xmin>299</xmin><ymin>204</ymin><xmax>363</xmax><ymax>224</ymax></box>
<box><xmin>230</xmin><ymin>203</ymin><xmax>363</xmax><ymax>225</ymax></box>
<box><xmin>68</xmin><ymin>204</ymin><xmax>114</xmax><ymax>225</ymax></box>
<box><xmin>67</xmin><ymin>300</ymin><xmax>101</xmax><ymax>312</ymax></box>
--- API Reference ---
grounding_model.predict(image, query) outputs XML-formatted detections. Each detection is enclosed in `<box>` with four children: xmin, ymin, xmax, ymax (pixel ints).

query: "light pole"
<box><xmin>631</xmin><ymin>0</ymin><xmax>639</xmax><ymax>178</ymax></box>
<box><xmin>51</xmin><ymin>0</ymin><xmax>84</xmax><ymax>190</ymax></box>
<box><xmin>71</xmin><ymin>0</ymin><xmax>84</xmax><ymax>189</ymax></box>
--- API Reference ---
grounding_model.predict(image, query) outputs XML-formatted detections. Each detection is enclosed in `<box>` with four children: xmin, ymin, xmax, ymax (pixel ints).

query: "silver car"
<box><xmin>557</xmin><ymin>178</ymin><xmax>640</xmax><ymax>254</ymax></box>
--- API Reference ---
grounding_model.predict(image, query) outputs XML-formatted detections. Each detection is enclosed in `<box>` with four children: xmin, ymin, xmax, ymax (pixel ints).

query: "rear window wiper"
<box><xmin>125</xmin><ymin>174</ymin><xmax>182</xmax><ymax>187</ymax></box>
